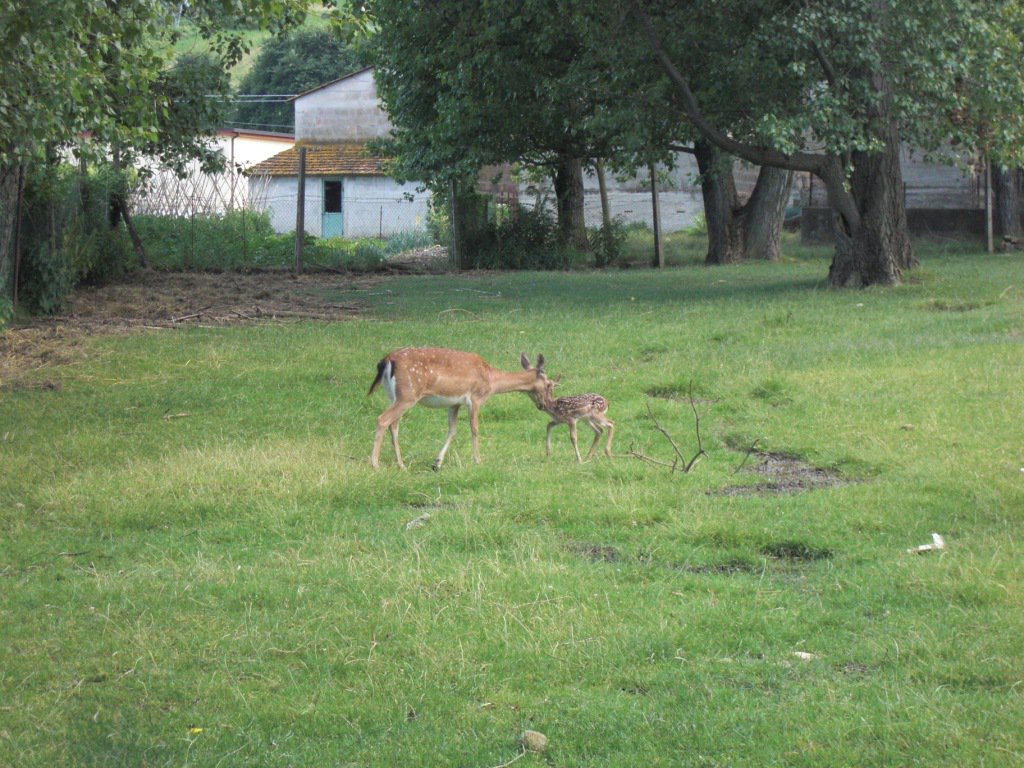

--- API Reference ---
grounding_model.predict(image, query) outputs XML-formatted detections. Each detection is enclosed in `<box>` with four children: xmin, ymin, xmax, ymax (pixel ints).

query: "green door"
<box><xmin>322</xmin><ymin>179</ymin><xmax>343</xmax><ymax>237</ymax></box>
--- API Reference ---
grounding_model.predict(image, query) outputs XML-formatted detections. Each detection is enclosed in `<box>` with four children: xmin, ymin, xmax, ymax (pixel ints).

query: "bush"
<box><xmin>17</xmin><ymin>161</ymin><xmax>136</xmax><ymax>313</ymax></box>
<box><xmin>133</xmin><ymin>210</ymin><xmax>277</xmax><ymax>269</ymax></box>
<box><xmin>462</xmin><ymin>204</ymin><xmax>577</xmax><ymax>270</ymax></box>
<box><xmin>591</xmin><ymin>218</ymin><xmax>628</xmax><ymax>268</ymax></box>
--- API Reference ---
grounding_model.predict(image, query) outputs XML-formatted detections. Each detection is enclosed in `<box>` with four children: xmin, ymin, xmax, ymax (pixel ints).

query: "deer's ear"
<box><xmin>520</xmin><ymin>353</ymin><xmax>530</xmax><ymax>370</ymax></box>
<box><xmin>553</xmin><ymin>373</ymin><xmax>562</xmax><ymax>385</ymax></box>
<box><xmin>536</xmin><ymin>354</ymin><xmax>545</xmax><ymax>373</ymax></box>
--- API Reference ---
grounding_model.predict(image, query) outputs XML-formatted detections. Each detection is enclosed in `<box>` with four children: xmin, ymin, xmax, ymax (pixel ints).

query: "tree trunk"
<box><xmin>117</xmin><ymin>199</ymin><xmax>148</xmax><ymax>268</ymax></box>
<box><xmin>450</xmin><ymin>175</ymin><xmax>488</xmax><ymax>269</ymax></box>
<box><xmin>695</xmin><ymin>140</ymin><xmax>742</xmax><ymax>264</ymax></box>
<box><xmin>696</xmin><ymin>140</ymin><xmax>793</xmax><ymax>263</ymax></box>
<box><xmin>825</xmin><ymin>138</ymin><xmax>915</xmax><ymax>288</ymax></box>
<box><xmin>823</xmin><ymin>61</ymin><xmax>915</xmax><ymax>288</ymax></box>
<box><xmin>596</xmin><ymin>160</ymin><xmax>611</xmax><ymax>231</ymax></box>
<box><xmin>744</xmin><ymin>166</ymin><xmax>793</xmax><ymax>261</ymax></box>
<box><xmin>993</xmin><ymin>165</ymin><xmax>1022</xmax><ymax>250</ymax></box>
<box><xmin>0</xmin><ymin>159</ymin><xmax>21</xmax><ymax>309</ymax></box>
<box><xmin>554</xmin><ymin>155</ymin><xmax>589</xmax><ymax>250</ymax></box>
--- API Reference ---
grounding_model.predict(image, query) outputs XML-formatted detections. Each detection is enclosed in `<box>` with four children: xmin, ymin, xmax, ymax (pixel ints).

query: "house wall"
<box><xmin>215</xmin><ymin>132</ymin><xmax>294</xmax><ymax>170</ymax></box>
<box><xmin>343</xmin><ymin>176</ymin><xmax>431</xmax><ymax>238</ymax></box>
<box><xmin>295</xmin><ymin>70</ymin><xmax>392</xmax><ymax>143</ymax></box>
<box><xmin>252</xmin><ymin>174</ymin><xmax>431</xmax><ymax>237</ymax></box>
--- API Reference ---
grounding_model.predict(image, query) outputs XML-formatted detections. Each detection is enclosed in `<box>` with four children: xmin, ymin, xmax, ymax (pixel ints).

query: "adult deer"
<box><xmin>368</xmin><ymin>348</ymin><xmax>548</xmax><ymax>470</ymax></box>
<box><xmin>533</xmin><ymin>376</ymin><xmax>614</xmax><ymax>463</ymax></box>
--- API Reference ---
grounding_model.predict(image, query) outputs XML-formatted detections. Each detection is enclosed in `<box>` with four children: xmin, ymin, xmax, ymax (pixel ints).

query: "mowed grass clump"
<box><xmin>2</xmin><ymin>243</ymin><xmax>1023</xmax><ymax>766</ymax></box>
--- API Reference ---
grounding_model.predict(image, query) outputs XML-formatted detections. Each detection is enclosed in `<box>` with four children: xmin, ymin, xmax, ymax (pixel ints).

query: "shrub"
<box><xmin>463</xmin><ymin>204</ymin><xmax>577</xmax><ymax>270</ymax></box>
<box><xmin>591</xmin><ymin>218</ymin><xmax>628</xmax><ymax>268</ymax></box>
<box><xmin>17</xmin><ymin>161</ymin><xmax>136</xmax><ymax>313</ymax></box>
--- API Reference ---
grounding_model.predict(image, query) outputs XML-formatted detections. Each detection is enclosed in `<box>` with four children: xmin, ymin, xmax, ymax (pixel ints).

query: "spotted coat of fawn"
<box><xmin>533</xmin><ymin>376</ymin><xmax>614</xmax><ymax>463</ymax></box>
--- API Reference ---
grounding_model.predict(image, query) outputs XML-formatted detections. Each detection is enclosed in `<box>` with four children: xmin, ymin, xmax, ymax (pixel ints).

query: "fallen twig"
<box><xmin>628</xmin><ymin>384</ymin><xmax>707</xmax><ymax>473</ymax></box>
<box><xmin>732</xmin><ymin>438</ymin><xmax>763</xmax><ymax>475</ymax></box>
<box><xmin>171</xmin><ymin>306</ymin><xmax>212</xmax><ymax>323</ymax></box>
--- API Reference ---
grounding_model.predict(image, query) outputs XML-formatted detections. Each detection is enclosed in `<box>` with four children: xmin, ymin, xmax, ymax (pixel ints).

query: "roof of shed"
<box><xmin>248</xmin><ymin>142</ymin><xmax>387</xmax><ymax>177</ymax></box>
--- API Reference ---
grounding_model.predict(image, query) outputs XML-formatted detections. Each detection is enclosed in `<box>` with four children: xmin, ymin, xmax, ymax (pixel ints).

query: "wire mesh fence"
<box><xmin>129</xmin><ymin>167</ymin><xmax>440</xmax><ymax>270</ymax></box>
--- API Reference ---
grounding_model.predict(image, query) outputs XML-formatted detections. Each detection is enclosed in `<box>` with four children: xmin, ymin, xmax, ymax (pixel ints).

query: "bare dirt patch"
<box><xmin>0</xmin><ymin>270</ymin><xmax>386</xmax><ymax>389</ymax></box>
<box><xmin>718</xmin><ymin>451</ymin><xmax>846</xmax><ymax>496</ymax></box>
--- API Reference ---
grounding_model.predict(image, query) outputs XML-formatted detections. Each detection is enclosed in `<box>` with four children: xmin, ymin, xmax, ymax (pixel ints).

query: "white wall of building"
<box><xmin>295</xmin><ymin>70</ymin><xmax>392</xmax><ymax>143</ymax></box>
<box><xmin>214</xmin><ymin>132</ymin><xmax>294</xmax><ymax>171</ymax></box>
<box><xmin>253</xmin><ymin>174</ymin><xmax>431</xmax><ymax>237</ymax></box>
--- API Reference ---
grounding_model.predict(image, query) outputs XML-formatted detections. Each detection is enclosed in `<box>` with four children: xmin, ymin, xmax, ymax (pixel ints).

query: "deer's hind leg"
<box><xmin>568</xmin><ymin>419</ymin><xmax>583</xmax><ymax>463</ymax></box>
<box><xmin>584</xmin><ymin>417</ymin><xmax>605</xmax><ymax>461</ymax></box>
<box><xmin>373</xmin><ymin>400</ymin><xmax>413</xmax><ymax>469</ymax></box>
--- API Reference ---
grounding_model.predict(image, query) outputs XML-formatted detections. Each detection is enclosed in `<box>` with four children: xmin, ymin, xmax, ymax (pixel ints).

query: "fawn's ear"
<box><xmin>536</xmin><ymin>354</ymin><xmax>545</xmax><ymax>374</ymax></box>
<box><xmin>520</xmin><ymin>353</ymin><xmax>530</xmax><ymax>370</ymax></box>
<box><xmin>551</xmin><ymin>373</ymin><xmax>562</xmax><ymax>387</ymax></box>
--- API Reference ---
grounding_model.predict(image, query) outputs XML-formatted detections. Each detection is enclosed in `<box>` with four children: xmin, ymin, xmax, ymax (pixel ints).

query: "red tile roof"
<box><xmin>249</xmin><ymin>142</ymin><xmax>387</xmax><ymax>177</ymax></box>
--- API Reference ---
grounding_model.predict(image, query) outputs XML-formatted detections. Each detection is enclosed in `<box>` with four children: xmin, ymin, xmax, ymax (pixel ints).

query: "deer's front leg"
<box><xmin>433</xmin><ymin>405</ymin><xmax>460</xmax><ymax>471</ymax></box>
<box><xmin>584</xmin><ymin>418</ymin><xmax>603</xmax><ymax>461</ymax></box>
<box><xmin>468</xmin><ymin>401</ymin><xmax>482</xmax><ymax>464</ymax></box>
<box><xmin>546</xmin><ymin>421</ymin><xmax>558</xmax><ymax>455</ymax></box>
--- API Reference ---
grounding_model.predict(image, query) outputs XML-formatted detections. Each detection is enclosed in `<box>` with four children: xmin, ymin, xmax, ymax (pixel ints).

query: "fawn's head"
<box><xmin>531</xmin><ymin>373</ymin><xmax>562</xmax><ymax>410</ymax></box>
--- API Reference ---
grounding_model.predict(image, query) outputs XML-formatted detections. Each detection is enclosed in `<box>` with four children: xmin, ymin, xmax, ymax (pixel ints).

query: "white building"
<box><xmin>248</xmin><ymin>68</ymin><xmax>431</xmax><ymax>238</ymax></box>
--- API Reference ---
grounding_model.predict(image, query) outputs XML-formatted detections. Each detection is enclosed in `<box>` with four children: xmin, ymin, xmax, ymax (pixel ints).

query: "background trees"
<box><xmin>0</xmin><ymin>0</ymin><xmax>315</xmax><ymax>314</ymax></box>
<box><xmin>629</xmin><ymin>0</ymin><xmax>1024</xmax><ymax>286</ymax></box>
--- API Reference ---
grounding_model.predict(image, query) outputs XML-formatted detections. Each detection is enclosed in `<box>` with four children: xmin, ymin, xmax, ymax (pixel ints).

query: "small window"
<box><xmin>324</xmin><ymin>180</ymin><xmax>342</xmax><ymax>213</ymax></box>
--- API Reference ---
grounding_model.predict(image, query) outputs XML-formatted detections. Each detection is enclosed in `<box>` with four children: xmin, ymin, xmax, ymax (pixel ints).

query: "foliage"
<box><xmin>16</xmin><ymin>162</ymin><xmax>135</xmax><ymax>313</ymax></box>
<box><xmin>460</xmin><ymin>204</ymin><xmax>577</xmax><ymax>270</ymax></box>
<box><xmin>683</xmin><ymin>212</ymin><xmax>708</xmax><ymax>236</ymax></box>
<box><xmin>0</xmin><ymin>1</ymin><xmax>313</xmax><ymax>170</ymax></box>
<box><xmin>590</xmin><ymin>218</ymin><xmax>628</xmax><ymax>268</ymax></box>
<box><xmin>366</xmin><ymin>0</ymin><xmax>677</xmax><ymax>187</ymax></box>
<box><xmin>233</xmin><ymin>27</ymin><xmax>369</xmax><ymax>132</ymax></box>
<box><xmin>2</xmin><ymin>252</ymin><xmax>1023</xmax><ymax>765</ymax></box>
<box><xmin>132</xmin><ymin>210</ymin><xmax>426</xmax><ymax>272</ymax></box>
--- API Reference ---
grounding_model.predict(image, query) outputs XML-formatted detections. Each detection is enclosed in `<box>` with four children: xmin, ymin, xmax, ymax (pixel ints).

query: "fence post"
<box><xmin>649</xmin><ymin>161</ymin><xmax>664</xmax><ymax>269</ymax></box>
<box><xmin>449</xmin><ymin>178</ymin><xmax>460</xmax><ymax>270</ymax></box>
<box><xmin>294</xmin><ymin>146</ymin><xmax>306</xmax><ymax>275</ymax></box>
<box><xmin>985</xmin><ymin>158</ymin><xmax>994</xmax><ymax>254</ymax></box>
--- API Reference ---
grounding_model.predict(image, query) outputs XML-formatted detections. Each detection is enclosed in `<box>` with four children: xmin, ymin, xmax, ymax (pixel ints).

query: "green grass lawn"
<box><xmin>2</xmin><ymin>245</ymin><xmax>1023</xmax><ymax>766</ymax></box>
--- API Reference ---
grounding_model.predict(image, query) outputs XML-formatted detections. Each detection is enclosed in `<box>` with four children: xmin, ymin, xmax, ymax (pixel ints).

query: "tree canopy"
<box><xmin>0</xmin><ymin>0</ymin><xmax>313</xmax><ymax>169</ymax></box>
<box><xmin>628</xmin><ymin>0</ymin><xmax>1024</xmax><ymax>284</ymax></box>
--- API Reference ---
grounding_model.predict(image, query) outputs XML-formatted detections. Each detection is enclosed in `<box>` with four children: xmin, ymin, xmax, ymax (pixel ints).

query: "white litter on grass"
<box><xmin>792</xmin><ymin>651</ymin><xmax>817</xmax><ymax>661</ymax></box>
<box><xmin>907</xmin><ymin>532</ymin><xmax>946</xmax><ymax>554</ymax></box>
<box><xmin>405</xmin><ymin>512</ymin><xmax>431</xmax><ymax>530</ymax></box>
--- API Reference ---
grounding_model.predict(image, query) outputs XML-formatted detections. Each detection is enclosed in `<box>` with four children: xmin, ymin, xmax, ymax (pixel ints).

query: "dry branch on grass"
<box><xmin>628</xmin><ymin>384</ymin><xmax>707</xmax><ymax>473</ymax></box>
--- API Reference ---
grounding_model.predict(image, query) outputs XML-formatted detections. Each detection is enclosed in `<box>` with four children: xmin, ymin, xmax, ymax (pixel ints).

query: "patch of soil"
<box><xmin>567</xmin><ymin>541</ymin><xmax>621</xmax><ymax>563</ymax></box>
<box><xmin>0</xmin><ymin>269</ymin><xmax>384</xmax><ymax>389</ymax></box>
<box><xmin>717</xmin><ymin>451</ymin><xmax>846</xmax><ymax>496</ymax></box>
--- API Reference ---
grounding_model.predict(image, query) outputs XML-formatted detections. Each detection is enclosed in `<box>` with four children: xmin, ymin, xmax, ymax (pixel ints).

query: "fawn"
<box><xmin>533</xmin><ymin>376</ymin><xmax>614</xmax><ymax>463</ymax></box>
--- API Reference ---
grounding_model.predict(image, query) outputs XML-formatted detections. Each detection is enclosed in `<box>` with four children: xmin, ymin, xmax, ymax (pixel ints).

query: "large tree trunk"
<box><xmin>554</xmin><ymin>155</ymin><xmax>589</xmax><ymax>250</ymax></box>
<box><xmin>695</xmin><ymin>140</ymin><xmax>742</xmax><ymax>264</ymax></box>
<box><xmin>744</xmin><ymin>165</ymin><xmax>793</xmax><ymax>261</ymax></box>
<box><xmin>696</xmin><ymin>140</ymin><xmax>793</xmax><ymax>264</ymax></box>
<box><xmin>993</xmin><ymin>165</ymin><xmax>1022</xmax><ymax>250</ymax></box>
<box><xmin>824</xmin><ymin>63</ymin><xmax>916</xmax><ymax>288</ymax></box>
<box><xmin>0</xmin><ymin>159</ymin><xmax>21</xmax><ymax>308</ymax></box>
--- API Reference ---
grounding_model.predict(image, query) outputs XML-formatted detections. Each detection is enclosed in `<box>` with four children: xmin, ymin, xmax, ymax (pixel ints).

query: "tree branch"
<box><xmin>629</xmin><ymin>2</ymin><xmax>826</xmax><ymax>175</ymax></box>
<box><xmin>628</xmin><ymin>386</ymin><xmax>707</xmax><ymax>474</ymax></box>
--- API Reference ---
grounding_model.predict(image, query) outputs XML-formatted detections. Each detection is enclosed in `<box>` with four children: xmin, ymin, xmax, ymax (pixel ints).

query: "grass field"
<box><xmin>2</xmin><ymin>244</ymin><xmax>1023</xmax><ymax>766</ymax></box>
